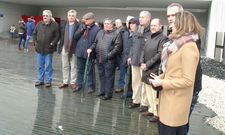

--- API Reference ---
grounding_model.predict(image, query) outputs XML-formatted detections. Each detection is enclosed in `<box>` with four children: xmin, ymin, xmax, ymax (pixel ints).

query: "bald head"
<box><xmin>150</xmin><ymin>18</ymin><xmax>162</xmax><ymax>34</ymax></box>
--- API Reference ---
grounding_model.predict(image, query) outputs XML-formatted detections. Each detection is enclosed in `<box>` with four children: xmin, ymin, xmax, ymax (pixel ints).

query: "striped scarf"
<box><xmin>160</xmin><ymin>33</ymin><xmax>199</xmax><ymax>72</ymax></box>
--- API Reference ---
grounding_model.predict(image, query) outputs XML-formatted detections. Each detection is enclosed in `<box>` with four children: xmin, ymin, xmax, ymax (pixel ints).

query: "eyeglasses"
<box><xmin>43</xmin><ymin>14</ymin><xmax>49</xmax><ymax>17</ymax></box>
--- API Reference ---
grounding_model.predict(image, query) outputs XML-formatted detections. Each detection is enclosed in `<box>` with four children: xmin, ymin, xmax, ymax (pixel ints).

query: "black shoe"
<box><xmin>35</xmin><ymin>81</ymin><xmax>44</xmax><ymax>87</ymax></box>
<box><xmin>102</xmin><ymin>96</ymin><xmax>112</xmax><ymax>100</ymax></box>
<box><xmin>87</xmin><ymin>88</ymin><xmax>94</xmax><ymax>94</ymax></box>
<box><xmin>139</xmin><ymin>106</ymin><xmax>148</xmax><ymax>112</ymax></box>
<box><xmin>128</xmin><ymin>103</ymin><xmax>140</xmax><ymax>109</ymax></box>
<box><xmin>149</xmin><ymin>116</ymin><xmax>159</xmax><ymax>122</ymax></box>
<box><xmin>96</xmin><ymin>93</ymin><xmax>104</xmax><ymax>97</ymax></box>
<box><xmin>45</xmin><ymin>83</ymin><xmax>52</xmax><ymax>88</ymax></box>
<box><xmin>73</xmin><ymin>86</ymin><xmax>81</xmax><ymax>93</ymax></box>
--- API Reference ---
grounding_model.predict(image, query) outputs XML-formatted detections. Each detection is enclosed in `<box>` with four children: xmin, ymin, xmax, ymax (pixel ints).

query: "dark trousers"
<box><xmin>18</xmin><ymin>34</ymin><xmax>26</xmax><ymax>49</ymax></box>
<box><xmin>76</xmin><ymin>57</ymin><xmax>94</xmax><ymax>89</ymax></box>
<box><xmin>187</xmin><ymin>92</ymin><xmax>199</xmax><ymax>132</ymax></box>
<box><xmin>97</xmin><ymin>61</ymin><xmax>116</xmax><ymax>97</ymax></box>
<box><xmin>117</xmin><ymin>64</ymin><xmax>127</xmax><ymax>89</ymax></box>
<box><xmin>159</xmin><ymin>121</ymin><xmax>187</xmax><ymax>135</ymax></box>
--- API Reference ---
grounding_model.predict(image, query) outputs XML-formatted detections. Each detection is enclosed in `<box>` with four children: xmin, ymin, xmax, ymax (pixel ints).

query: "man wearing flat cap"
<box><xmin>74</xmin><ymin>12</ymin><xmax>100</xmax><ymax>93</ymax></box>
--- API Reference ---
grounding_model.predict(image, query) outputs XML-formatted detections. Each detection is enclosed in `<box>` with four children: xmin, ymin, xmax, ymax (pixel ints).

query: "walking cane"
<box><xmin>81</xmin><ymin>53</ymin><xmax>90</xmax><ymax>98</ymax></box>
<box><xmin>123</xmin><ymin>65</ymin><xmax>131</xmax><ymax>105</ymax></box>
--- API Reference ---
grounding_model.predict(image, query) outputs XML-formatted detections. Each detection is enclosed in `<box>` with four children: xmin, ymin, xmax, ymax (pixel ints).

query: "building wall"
<box><xmin>40</xmin><ymin>7</ymin><xmax>208</xmax><ymax>27</ymax></box>
<box><xmin>0</xmin><ymin>2</ymin><xmax>39</xmax><ymax>37</ymax></box>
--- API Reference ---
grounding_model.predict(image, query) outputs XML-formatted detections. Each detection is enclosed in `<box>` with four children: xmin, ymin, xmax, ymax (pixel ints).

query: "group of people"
<box><xmin>17</xmin><ymin>16</ymin><xmax>35</xmax><ymax>52</ymax></box>
<box><xmin>31</xmin><ymin>2</ymin><xmax>202</xmax><ymax>135</ymax></box>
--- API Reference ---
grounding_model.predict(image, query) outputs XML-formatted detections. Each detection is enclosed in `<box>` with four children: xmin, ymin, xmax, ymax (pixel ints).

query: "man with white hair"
<box><xmin>128</xmin><ymin>11</ymin><xmax>151</xmax><ymax>112</ymax></box>
<box><xmin>58</xmin><ymin>9</ymin><xmax>80</xmax><ymax>90</ymax></box>
<box><xmin>33</xmin><ymin>10</ymin><xmax>59</xmax><ymax>87</ymax></box>
<box><xmin>114</xmin><ymin>18</ymin><xmax>130</xmax><ymax>93</ymax></box>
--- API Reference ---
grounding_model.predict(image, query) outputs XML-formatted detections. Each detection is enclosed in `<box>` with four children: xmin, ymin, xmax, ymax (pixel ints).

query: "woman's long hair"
<box><xmin>170</xmin><ymin>11</ymin><xmax>203</xmax><ymax>39</ymax></box>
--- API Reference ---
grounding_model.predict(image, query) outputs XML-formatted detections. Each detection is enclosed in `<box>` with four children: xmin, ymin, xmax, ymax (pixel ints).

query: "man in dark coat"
<box><xmin>58</xmin><ymin>9</ymin><xmax>80</xmax><ymax>90</ymax></box>
<box><xmin>74</xmin><ymin>12</ymin><xmax>100</xmax><ymax>93</ymax></box>
<box><xmin>87</xmin><ymin>18</ymin><xmax>122</xmax><ymax>100</ymax></box>
<box><xmin>33</xmin><ymin>10</ymin><xmax>59</xmax><ymax>87</ymax></box>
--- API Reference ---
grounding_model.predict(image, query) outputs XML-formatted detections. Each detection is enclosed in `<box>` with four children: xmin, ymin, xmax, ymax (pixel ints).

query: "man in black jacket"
<box><xmin>140</xmin><ymin>18</ymin><xmax>168</xmax><ymax>122</ymax></box>
<box><xmin>58</xmin><ymin>9</ymin><xmax>80</xmax><ymax>90</ymax></box>
<box><xmin>33</xmin><ymin>10</ymin><xmax>59</xmax><ymax>87</ymax></box>
<box><xmin>87</xmin><ymin>18</ymin><xmax>122</xmax><ymax>100</ymax></box>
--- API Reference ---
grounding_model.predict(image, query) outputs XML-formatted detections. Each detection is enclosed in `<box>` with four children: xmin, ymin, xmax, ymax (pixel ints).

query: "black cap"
<box><xmin>129</xmin><ymin>17</ymin><xmax>139</xmax><ymax>25</ymax></box>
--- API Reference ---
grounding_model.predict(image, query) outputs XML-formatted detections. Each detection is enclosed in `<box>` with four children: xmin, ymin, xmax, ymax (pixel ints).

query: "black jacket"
<box><xmin>58</xmin><ymin>20</ymin><xmax>80</xmax><ymax>54</ymax></box>
<box><xmin>129</xmin><ymin>26</ymin><xmax>151</xmax><ymax>66</ymax></box>
<box><xmin>140</xmin><ymin>31</ymin><xmax>169</xmax><ymax>84</ymax></box>
<box><xmin>90</xmin><ymin>29</ymin><xmax>122</xmax><ymax>63</ymax></box>
<box><xmin>33</xmin><ymin>20</ymin><xmax>59</xmax><ymax>54</ymax></box>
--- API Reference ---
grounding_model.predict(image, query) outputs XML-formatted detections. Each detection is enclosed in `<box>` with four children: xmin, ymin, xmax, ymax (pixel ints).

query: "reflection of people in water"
<box><xmin>32</xmin><ymin>89</ymin><xmax>56</xmax><ymax>134</ymax></box>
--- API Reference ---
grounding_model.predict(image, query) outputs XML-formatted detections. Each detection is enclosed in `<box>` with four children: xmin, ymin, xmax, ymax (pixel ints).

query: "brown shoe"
<box><xmin>115</xmin><ymin>88</ymin><xmax>124</xmax><ymax>93</ymax></box>
<box><xmin>58</xmin><ymin>83</ymin><xmax>68</xmax><ymax>89</ymax></box>
<box><xmin>70</xmin><ymin>84</ymin><xmax>77</xmax><ymax>89</ymax></box>
<box><xmin>128</xmin><ymin>103</ymin><xmax>140</xmax><ymax>109</ymax></box>
<box><xmin>142</xmin><ymin>112</ymin><xmax>154</xmax><ymax>117</ymax></box>
<box><xmin>149</xmin><ymin>116</ymin><xmax>159</xmax><ymax>122</ymax></box>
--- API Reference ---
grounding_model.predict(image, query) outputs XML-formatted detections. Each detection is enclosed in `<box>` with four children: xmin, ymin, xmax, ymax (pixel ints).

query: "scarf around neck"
<box><xmin>63</xmin><ymin>22</ymin><xmax>75</xmax><ymax>52</ymax></box>
<box><xmin>160</xmin><ymin>33</ymin><xmax>199</xmax><ymax>72</ymax></box>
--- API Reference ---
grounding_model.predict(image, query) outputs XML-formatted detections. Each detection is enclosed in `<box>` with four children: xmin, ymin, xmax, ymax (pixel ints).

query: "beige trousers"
<box><xmin>143</xmin><ymin>83</ymin><xmax>158</xmax><ymax>116</ymax></box>
<box><xmin>61</xmin><ymin>47</ymin><xmax>77</xmax><ymax>84</ymax></box>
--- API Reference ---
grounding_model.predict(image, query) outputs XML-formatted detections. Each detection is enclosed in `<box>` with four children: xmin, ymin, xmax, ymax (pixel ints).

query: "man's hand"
<box><xmin>127</xmin><ymin>58</ymin><xmax>131</xmax><ymax>65</ymax></box>
<box><xmin>140</xmin><ymin>63</ymin><xmax>147</xmax><ymax>71</ymax></box>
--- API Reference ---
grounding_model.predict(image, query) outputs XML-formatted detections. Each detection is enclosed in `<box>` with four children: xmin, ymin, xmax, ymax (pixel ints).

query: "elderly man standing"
<box><xmin>87</xmin><ymin>18</ymin><xmax>122</xmax><ymax>100</ymax></box>
<box><xmin>33</xmin><ymin>10</ymin><xmax>59</xmax><ymax>87</ymax></box>
<box><xmin>128</xmin><ymin>11</ymin><xmax>151</xmax><ymax>112</ymax></box>
<box><xmin>140</xmin><ymin>18</ymin><xmax>168</xmax><ymax>122</ymax></box>
<box><xmin>73</xmin><ymin>12</ymin><xmax>100</xmax><ymax>93</ymax></box>
<box><xmin>114</xmin><ymin>18</ymin><xmax>130</xmax><ymax>93</ymax></box>
<box><xmin>58</xmin><ymin>9</ymin><xmax>80</xmax><ymax>90</ymax></box>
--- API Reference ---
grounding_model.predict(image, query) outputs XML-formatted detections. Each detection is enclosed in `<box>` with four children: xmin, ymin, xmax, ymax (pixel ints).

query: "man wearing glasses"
<box><xmin>33</xmin><ymin>10</ymin><xmax>59</xmax><ymax>87</ymax></box>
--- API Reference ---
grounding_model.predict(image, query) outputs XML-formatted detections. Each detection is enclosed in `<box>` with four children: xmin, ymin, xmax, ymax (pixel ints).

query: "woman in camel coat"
<box><xmin>150</xmin><ymin>11</ymin><xmax>203</xmax><ymax>135</ymax></box>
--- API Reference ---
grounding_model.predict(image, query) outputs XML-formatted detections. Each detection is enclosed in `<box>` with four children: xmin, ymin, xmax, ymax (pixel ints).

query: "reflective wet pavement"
<box><xmin>0</xmin><ymin>39</ymin><xmax>223</xmax><ymax>135</ymax></box>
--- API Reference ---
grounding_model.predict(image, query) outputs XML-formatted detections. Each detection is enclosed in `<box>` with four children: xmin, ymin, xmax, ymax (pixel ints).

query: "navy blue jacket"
<box><xmin>75</xmin><ymin>23</ymin><xmax>100</xmax><ymax>59</ymax></box>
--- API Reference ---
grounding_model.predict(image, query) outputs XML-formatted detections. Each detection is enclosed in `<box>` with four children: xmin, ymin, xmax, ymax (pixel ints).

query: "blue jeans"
<box><xmin>25</xmin><ymin>35</ymin><xmax>32</xmax><ymax>49</ymax></box>
<box><xmin>117</xmin><ymin>64</ymin><xmax>127</xmax><ymax>89</ymax></box>
<box><xmin>76</xmin><ymin>57</ymin><xmax>94</xmax><ymax>89</ymax></box>
<box><xmin>97</xmin><ymin>61</ymin><xmax>116</xmax><ymax>97</ymax></box>
<box><xmin>36</xmin><ymin>52</ymin><xmax>53</xmax><ymax>84</ymax></box>
<box><xmin>18</xmin><ymin>34</ymin><xmax>25</xmax><ymax>49</ymax></box>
